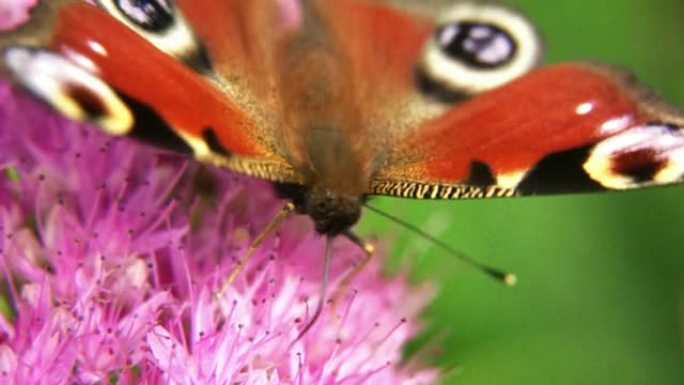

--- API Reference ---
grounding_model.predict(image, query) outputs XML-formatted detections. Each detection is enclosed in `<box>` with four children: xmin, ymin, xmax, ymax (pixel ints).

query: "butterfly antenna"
<box><xmin>293</xmin><ymin>235</ymin><xmax>333</xmax><ymax>343</ymax></box>
<box><xmin>363</xmin><ymin>203</ymin><xmax>517</xmax><ymax>286</ymax></box>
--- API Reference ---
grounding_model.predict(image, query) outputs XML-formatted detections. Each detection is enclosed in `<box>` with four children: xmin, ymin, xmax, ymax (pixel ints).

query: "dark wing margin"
<box><xmin>370</xmin><ymin>178</ymin><xmax>518</xmax><ymax>199</ymax></box>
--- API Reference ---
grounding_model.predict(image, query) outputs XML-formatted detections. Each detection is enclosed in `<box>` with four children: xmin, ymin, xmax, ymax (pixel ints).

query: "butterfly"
<box><xmin>2</xmin><ymin>0</ymin><xmax>684</xmax><ymax>282</ymax></box>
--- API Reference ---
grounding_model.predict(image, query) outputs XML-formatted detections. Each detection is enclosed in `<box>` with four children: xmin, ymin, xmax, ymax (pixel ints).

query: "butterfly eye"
<box><xmin>95</xmin><ymin>0</ymin><xmax>207</xmax><ymax>68</ymax></box>
<box><xmin>420</xmin><ymin>2</ymin><xmax>542</xmax><ymax>97</ymax></box>
<box><xmin>114</xmin><ymin>0</ymin><xmax>174</xmax><ymax>32</ymax></box>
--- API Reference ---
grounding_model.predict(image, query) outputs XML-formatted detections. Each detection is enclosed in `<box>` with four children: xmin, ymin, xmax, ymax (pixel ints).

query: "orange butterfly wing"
<box><xmin>4</xmin><ymin>0</ymin><xmax>684</xmax><ymax>198</ymax></box>
<box><xmin>371</xmin><ymin>63</ymin><xmax>684</xmax><ymax>196</ymax></box>
<box><xmin>321</xmin><ymin>1</ymin><xmax>684</xmax><ymax>198</ymax></box>
<box><xmin>2</xmin><ymin>1</ymin><xmax>301</xmax><ymax>183</ymax></box>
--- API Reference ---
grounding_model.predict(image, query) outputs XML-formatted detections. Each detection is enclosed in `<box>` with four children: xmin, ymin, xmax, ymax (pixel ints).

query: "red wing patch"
<box><xmin>51</xmin><ymin>4</ymin><xmax>267</xmax><ymax>158</ymax></box>
<box><xmin>371</xmin><ymin>63</ymin><xmax>684</xmax><ymax>197</ymax></box>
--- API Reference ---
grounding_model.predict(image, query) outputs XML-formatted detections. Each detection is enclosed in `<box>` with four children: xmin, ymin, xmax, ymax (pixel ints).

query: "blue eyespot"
<box><xmin>419</xmin><ymin>2</ymin><xmax>542</xmax><ymax>96</ymax></box>
<box><xmin>114</xmin><ymin>0</ymin><xmax>175</xmax><ymax>32</ymax></box>
<box><xmin>436</xmin><ymin>22</ymin><xmax>517</xmax><ymax>69</ymax></box>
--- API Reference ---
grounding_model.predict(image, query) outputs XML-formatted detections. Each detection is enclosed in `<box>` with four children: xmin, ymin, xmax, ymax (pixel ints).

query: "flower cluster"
<box><xmin>0</xmin><ymin>0</ymin><xmax>36</xmax><ymax>30</ymax></box>
<box><xmin>0</xmin><ymin>4</ymin><xmax>438</xmax><ymax>383</ymax></box>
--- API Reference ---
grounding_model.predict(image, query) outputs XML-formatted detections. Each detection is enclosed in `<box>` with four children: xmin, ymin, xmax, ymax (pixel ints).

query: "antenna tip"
<box><xmin>484</xmin><ymin>268</ymin><xmax>517</xmax><ymax>286</ymax></box>
<box><xmin>503</xmin><ymin>273</ymin><xmax>517</xmax><ymax>287</ymax></box>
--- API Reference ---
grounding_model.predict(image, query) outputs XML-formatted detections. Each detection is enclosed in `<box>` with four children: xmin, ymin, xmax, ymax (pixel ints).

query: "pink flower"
<box><xmin>0</xmin><ymin>0</ymin><xmax>37</xmax><ymax>30</ymax></box>
<box><xmin>0</xmin><ymin>66</ymin><xmax>437</xmax><ymax>385</ymax></box>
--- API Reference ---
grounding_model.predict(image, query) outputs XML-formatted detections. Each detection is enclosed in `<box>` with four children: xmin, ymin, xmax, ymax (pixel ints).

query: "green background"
<box><xmin>359</xmin><ymin>0</ymin><xmax>684</xmax><ymax>384</ymax></box>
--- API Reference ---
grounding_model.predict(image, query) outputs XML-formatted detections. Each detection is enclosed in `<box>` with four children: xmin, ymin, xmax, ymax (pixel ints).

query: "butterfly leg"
<box><xmin>216</xmin><ymin>202</ymin><xmax>295</xmax><ymax>298</ymax></box>
<box><xmin>330</xmin><ymin>230</ymin><xmax>375</xmax><ymax>311</ymax></box>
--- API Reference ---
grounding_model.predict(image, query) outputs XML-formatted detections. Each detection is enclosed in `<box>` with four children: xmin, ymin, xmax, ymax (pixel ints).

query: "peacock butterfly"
<box><xmin>1</xmin><ymin>0</ymin><xmax>684</xmax><ymax>279</ymax></box>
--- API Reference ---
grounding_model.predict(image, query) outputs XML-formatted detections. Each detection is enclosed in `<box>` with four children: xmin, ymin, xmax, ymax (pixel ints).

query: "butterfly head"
<box><xmin>305</xmin><ymin>185</ymin><xmax>363</xmax><ymax>236</ymax></box>
<box><xmin>274</xmin><ymin>183</ymin><xmax>363</xmax><ymax>236</ymax></box>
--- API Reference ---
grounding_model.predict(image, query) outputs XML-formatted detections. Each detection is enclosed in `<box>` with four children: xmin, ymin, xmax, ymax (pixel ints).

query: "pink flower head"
<box><xmin>0</xmin><ymin>0</ymin><xmax>37</xmax><ymax>31</ymax></box>
<box><xmin>0</xmin><ymin>44</ymin><xmax>437</xmax><ymax>385</ymax></box>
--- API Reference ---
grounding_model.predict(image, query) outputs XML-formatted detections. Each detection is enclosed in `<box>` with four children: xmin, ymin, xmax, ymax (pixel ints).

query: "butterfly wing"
<box><xmin>4</xmin><ymin>0</ymin><xmax>684</xmax><ymax>196</ymax></box>
<box><xmin>0</xmin><ymin>0</ymin><xmax>302</xmax><ymax>183</ymax></box>
<box><xmin>323</xmin><ymin>0</ymin><xmax>684</xmax><ymax>198</ymax></box>
<box><xmin>371</xmin><ymin>62</ymin><xmax>684</xmax><ymax>197</ymax></box>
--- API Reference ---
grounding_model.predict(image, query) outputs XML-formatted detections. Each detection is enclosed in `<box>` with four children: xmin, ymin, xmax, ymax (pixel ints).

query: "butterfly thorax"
<box><xmin>272</xmin><ymin>4</ymin><xmax>369</xmax><ymax>236</ymax></box>
<box><xmin>276</xmin><ymin>119</ymin><xmax>367</xmax><ymax>236</ymax></box>
<box><xmin>277</xmin><ymin>47</ymin><xmax>368</xmax><ymax>233</ymax></box>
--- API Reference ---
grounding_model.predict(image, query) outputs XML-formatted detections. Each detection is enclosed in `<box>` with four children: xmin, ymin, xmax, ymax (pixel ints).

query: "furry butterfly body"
<box><xmin>2</xmin><ymin>0</ymin><xmax>684</xmax><ymax>238</ymax></box>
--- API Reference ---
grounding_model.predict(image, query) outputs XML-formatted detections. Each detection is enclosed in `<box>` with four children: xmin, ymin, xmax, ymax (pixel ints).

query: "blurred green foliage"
<box><xmin>359</xmin><ymin>0</ymin><xmax>684</xmax><ymax>384</ymax></box>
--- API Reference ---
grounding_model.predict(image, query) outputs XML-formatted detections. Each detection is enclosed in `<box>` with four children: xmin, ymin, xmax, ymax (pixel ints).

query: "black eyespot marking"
<box><xmin>611</xmin><ymin>149</ymin><xmax>663</xmax><ymax>183</ymax></box>
<box><xmin>118</xmin><ymin>93</ymin><xmax>193</xmax><ymax>154</ymax></box>
<box><xmin>185</xmin><ymin>42</ymin><xmax>214</xmax><ymax>74</ymax></box>
<box><xmin>202</xmin><ymin>127</ymin><xmax>231</xmax><ymax>157</ymax></box>
<box><xmin>115</xmin><ymin>0</ymin><xmax>175</xmax><ymax>32</ymax></box>
<box><xmin>414</xmin><ymin>69</ymin><xmax>468</xmax><ymax>103</ymax></box>
<box><xmin>517</xmin><ymin>146</ymin><xmax>604</xmax><ymax>194</ymax></box>
<box><xmin>419</xmin><ymin>3</ymin><xmax>541</xmax><ymax>96</ymax></box>
<box><xmin>648</xmin><ymin>121</ymin><xmax>681</xmax><ymax>132</ymax></box>
<box><xmin>65</xmin><ymin>85</ymin><xmax>107</xmax><ymax>119</ymax></box>
<box><xmin>466</xmin><ymin>160</ymin><xmax>496</xmax><ymax>187</ymax></box>
<box><xmin>436</xmin><ymin>22</ymin><xmax>517</xmax><ymax>69</ymax></box>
